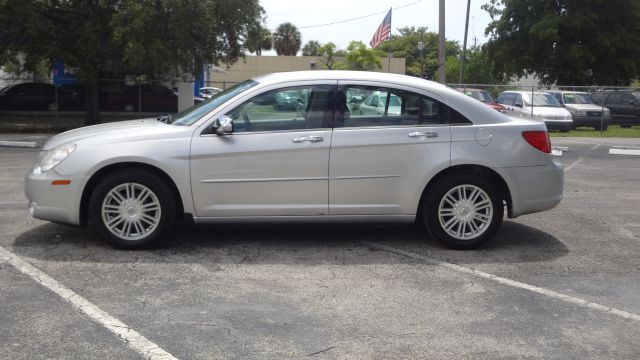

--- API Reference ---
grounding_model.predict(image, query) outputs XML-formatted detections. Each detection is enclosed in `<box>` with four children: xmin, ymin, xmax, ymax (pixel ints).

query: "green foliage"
<box><xmin>302</xmin><ymin>40</ymin><xmax>322</xmax><ymax>56</ymax></box>
<box><xmin>246</xmin><ymin>24</ymin><xmax>273</xmax><ymax>55</ymax></box>
<box><xmin>317</xmin><ymin>42</ymin><xmax>338</xmax><ymax>70</ymax></box>
<box><xmin>483</xmin><ymin>0</ymin><xmax>640</xmax><ymax>85</ymax></box>
<box><xmin>273</xmin><ymin>22</ymin><xmax>302</xmax><ymax>56</ymax></box>
<box><xmin>0</xmin><ymin>0</ymin><xmax>264</xmax><ymax>123</ymax></box>
<box><xmin>343</xmin><ymin>41</ymin><xmax>381</xmax><ymax>71</ymax></box>
<box><xmin>378</xmin><ymin>27</ymin><xmax>459</xmax><ymax>79</ymax></box>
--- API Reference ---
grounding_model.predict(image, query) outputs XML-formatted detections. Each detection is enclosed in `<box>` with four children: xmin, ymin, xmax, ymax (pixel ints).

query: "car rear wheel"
<box><xmin>89</xmin><ymin>170</ymin><xmax>175</xmax><ymax>249</ymax></box>
<box><xmin>423</xmin><ymin>174</ymin><xmax>503</xmax><ymax>249</ymax></box>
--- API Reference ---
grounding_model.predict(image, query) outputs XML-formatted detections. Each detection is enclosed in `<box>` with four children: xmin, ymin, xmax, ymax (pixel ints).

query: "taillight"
<box><xmin>522</xmin><ymin>131</ymin><xmax>551</xmax><ymax>153</ymax></box>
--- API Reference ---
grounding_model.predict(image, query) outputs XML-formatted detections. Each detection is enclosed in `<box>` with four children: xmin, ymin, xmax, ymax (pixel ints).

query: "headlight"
<box><xmin>575</xmin><ymin>110</ymin><xmax>586</xmax><ymax>116</ymax></box>
<box><xmin>33</xmin><ymin>143</ymin><xmax>76</xmax><ymax>174</ymax></box>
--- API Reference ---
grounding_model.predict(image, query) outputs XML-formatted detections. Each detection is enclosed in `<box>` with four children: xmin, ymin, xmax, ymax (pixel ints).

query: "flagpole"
<box><xmin>387</xmin><ymin>7</ymin><xmax>392</xmax><ymax>73</ymax></box>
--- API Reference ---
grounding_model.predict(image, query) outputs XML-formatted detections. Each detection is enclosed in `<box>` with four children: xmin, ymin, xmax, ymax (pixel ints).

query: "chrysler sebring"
<box><xmin>25</xmin><ymin>71</ymin><xmax>563</xmax><ymax>249</ymax></box>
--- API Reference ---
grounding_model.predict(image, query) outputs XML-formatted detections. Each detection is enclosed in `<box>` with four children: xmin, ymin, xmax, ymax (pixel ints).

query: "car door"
<box><xmin>190</xmin><ymin>82</ymin><xmax>335</xmax><ymax>217</ymax></box>
<box><xmin>329</xmin><ymin>82</ymin><xmax>452</xmax><ymax>215</ymax></box>
<box><xmin>605</xmin><ymin>93</ymin><xmax>623</xmax><ymax>124</ymax></box>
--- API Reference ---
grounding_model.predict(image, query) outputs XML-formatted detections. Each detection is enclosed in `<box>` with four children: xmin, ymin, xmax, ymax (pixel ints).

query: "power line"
<box><xmin>298</xmin><ymin>0</ymin><xmax>423</xmax><ymax>29</ymax></box>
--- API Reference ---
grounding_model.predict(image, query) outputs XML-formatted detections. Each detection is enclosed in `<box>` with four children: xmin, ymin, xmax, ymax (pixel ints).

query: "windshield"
<box><xmin>171</xmin><ymin>80</ymin><xmax>258</xmax><ymax>126</ymax></box>
<box><xmin>528</xmin><ymin>93</ymin><xmax>562</xmax><ymax>107</ymax></box>
<box><xmin>466</xmin><ymin>90</ymin><xmax>494</xmax><ymax>103</ymax></box>
<box><xmin>563</xmin><ymin>93</ymin><xmax>594</xmax><ymax>104</ymax></box>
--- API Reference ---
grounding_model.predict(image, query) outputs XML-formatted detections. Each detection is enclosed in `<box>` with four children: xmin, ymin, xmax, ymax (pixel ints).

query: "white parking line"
<box><xmin>564</xmin><ymin>158</ymin><xmax>583</xmax><ymax>172</ymax></box>
<box><xmin>589</xmin><ymin>144</ymin><xmax>601</xmax><ymax>151</ymax></box>
<box><xmin>0</xmin><ymin>246</ymin><xmax>178</xmax><ymax>360</ymax></box>
<box><xmin>362</xmin><ymin>241</ymin><xmax>640</xmax><ymax>322</ymax></box>
<box><xmin>609</xmin><ymin>148</ymin><xmax>640</xmax><ymax>156</ymax></box>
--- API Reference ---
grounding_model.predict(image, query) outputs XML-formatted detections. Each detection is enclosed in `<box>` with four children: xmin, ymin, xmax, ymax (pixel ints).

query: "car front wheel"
<box><xmin>89</xmin><ymin>170</ymin><xmax>175</xmax><ymax>249</ymax></box>
<box><xmin>423</xmin><ymin>174</ymin><xmax>503</xmax><ymax>249</ymax></box>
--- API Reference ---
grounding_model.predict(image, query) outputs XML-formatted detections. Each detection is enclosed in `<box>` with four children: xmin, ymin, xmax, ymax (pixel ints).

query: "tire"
<box><xmin>124</xmin><ymin>103</ymin><xmax>136</xmax><ymax>112</ymax></box>
<box><xmin>48</xmin><ymin>103</ymin><xmax>58</xmax><ymax>111</ymax></box>
<box><xmin>89</xmin><ymin>170</ymin><xmax>176</xmax><ymax>249</ymax></box>
<box><xmin>422</xmin><ymin>174</ymin><xmax>504</xmax><ymax>249</ymax></box>
<box><xmin>595</xmin><ymin>124</ymin><xmax>608</xmax><ymax>131</ymax></box>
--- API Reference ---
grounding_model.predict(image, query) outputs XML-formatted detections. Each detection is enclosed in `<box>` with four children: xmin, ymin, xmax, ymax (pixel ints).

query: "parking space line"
<box><xmin>0</xmin><ymin>245</ymin><xmax>178</xmax><ymax>360</ymax></box>
<box><xmin>609</xmin><ymin>148</ymin><xmax>640</xmax><ymax>156</ymax></box>
<box><xmin>362</xmin><ymin>241</ymin><xmax>640</xmax><ymax>322</ymax></box>
<box><xmin>589</xmin><ymin>144</ymin><xmax>601</xmax><ymax>151</ymax></box>
<box><xmin>564</xmin><ymin>158</ymin><xmax>583</xmax><ymax>172</ymax></box>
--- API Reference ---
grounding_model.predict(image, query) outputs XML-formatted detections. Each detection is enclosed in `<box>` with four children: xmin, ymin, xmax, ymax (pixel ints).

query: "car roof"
<box><xmin>501</xmin><ymin>90</ymin><xmax>552</xmax><ymax>95</ymax></box>
<box><xmin>547</xmin><ymin>90</ymin><xmax>589</xmax><ymax>95</ymax></box>
<box><xmin>253</xmin><ymin>70</ymin><xmax>448</xmax><ymax>92</ymax></box>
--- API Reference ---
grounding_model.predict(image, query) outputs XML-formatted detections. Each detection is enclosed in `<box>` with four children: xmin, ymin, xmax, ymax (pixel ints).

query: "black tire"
<box><xmin>595</xmin><ymin>124</ymin><xmax>608</xmax><ymax>131</ymax></box>
<box><xmin>89</xmin><ymin>170</ymin><xmax>176</xmax><ymax>249</ymax></box>
<box><xmin>422</xmin><ymin>174</ymin><xmax>504</xmax><ymax>250</ymax></box>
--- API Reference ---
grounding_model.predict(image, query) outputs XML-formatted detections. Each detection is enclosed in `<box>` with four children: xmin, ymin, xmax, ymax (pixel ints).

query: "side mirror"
<box><xmin>514</xmin><ymin>102</ymin><xmax>523</xmax><ymax>108</ymax></box>
<box><xmin>213</xmin><ymin>115</ymin><xmax>234</xmax><ymax>135</ymax></box>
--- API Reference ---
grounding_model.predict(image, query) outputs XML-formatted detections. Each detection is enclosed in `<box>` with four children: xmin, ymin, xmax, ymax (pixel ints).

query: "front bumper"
<box><xmin>573</xmin><ymin>115</ymin><xmax>611</xmax><ymax>127</ymax></box>
<box><xmin>25</xmin><ymin>169</ymin><xmax>88</xmax><ymax>225</ymax></box>
<box><xmin>501</xmin><ymin>159</ymin><xmax>564</xmax><ymax>218</ymax></box>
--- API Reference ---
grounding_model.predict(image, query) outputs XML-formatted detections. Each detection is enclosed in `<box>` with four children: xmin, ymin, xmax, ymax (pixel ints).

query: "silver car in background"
<box><xmin>548</xmin><ymin>90</ymin><xmax>611</xmax><ymax>131</ymax></box>
<box><xmin>497</xmin><ymin>90</ymin><xmax>574</xmax><ymax>131</ymax></box>
<box><xmin>25</xmin><ymin>71</ymin><xmax>563</xmax><ymax>250</ymax></box>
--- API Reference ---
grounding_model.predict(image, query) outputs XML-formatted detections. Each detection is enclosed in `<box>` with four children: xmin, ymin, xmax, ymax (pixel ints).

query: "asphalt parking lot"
<box><xmin>1</xmin><ymin>135</ymin><xmax>639</xmax><ymax>359</ymax></box>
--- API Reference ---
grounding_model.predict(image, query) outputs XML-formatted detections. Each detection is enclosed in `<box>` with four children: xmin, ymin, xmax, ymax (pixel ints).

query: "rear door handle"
<box><xmin>292</xmin><ymin>136</ymin><xmax>324</xmax><ymax>143</ymax></box>
<box><xmin>408</xmin><ymin>131</ymin><xmax>438</xmax><ymax>138</ymax></box>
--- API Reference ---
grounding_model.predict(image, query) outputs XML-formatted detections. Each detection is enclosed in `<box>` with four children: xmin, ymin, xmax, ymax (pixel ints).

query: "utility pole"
<box><xmin>459</xmin><ymin>0</ymin><xmax>471</xmax><ymax>84</ymax></box>
<box><xmin>438</xmin><ymin>0</ymin><xmax>446</xmax><ymax>84</ymax></box>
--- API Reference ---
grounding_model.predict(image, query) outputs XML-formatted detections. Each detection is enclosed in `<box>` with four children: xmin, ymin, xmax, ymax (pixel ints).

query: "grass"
<box><xmin>549</xmin><ymin>125</ymin><xmax>640</xmax><ymax>138</ymax></box>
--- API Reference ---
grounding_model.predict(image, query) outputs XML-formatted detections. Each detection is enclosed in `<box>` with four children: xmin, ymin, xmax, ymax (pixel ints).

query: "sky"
<box><xmin>259</xmin><ymin>0</ymin><xmax>494</xmax><ymax>54</ymax></box>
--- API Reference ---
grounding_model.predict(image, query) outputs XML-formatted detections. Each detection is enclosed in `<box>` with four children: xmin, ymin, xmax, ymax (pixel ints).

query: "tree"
<box><xmin>246</xmin><ymin>24</ymin><xmax>272</xmax><ymax>55</ymax></box>
<box><xmin>483</xmin><ymin>0</ymin><xmax>640</xmax><ymax>85</ymax></box>
<box><xmin>0</xmin><ymin>0</ymin><xmax>264</xmax><ymax>125</ymax></box>
<box><xmin>342</xmin><ymin>41</ymin><xmax>381</xmax><ymax>71</ymax></box>
<box><xmin>318</xmin><ymin>42</ymin><xmax>338</xmax><ymax>70</ymax></box>
<box><xmin>302</xmin><ymin>40</ymin><xmax>322</xmax><ymax>56</ymax></box>
<box><xmin>273</xmin><ymin>22</ymin><xmax>302</xmax><ymax>56</ymax></box>
<box><xmin>379</xmin><ymin>27</ymin><xmax>460</xmax><ymax>79</ymax></box>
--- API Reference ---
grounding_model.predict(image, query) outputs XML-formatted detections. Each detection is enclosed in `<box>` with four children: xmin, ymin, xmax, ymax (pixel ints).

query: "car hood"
<box><xmin>565</xmin><ymin>103</ymin><xmax>607</xmax><ymax>111</ymax></box>
<box><xmin>42</xmin><ymin>118</ymin><xmax>190</xmax><ymax>150</ymax></box>
<box><xmin>527</xmin><ymin>106</ymin><xmax>571</xmax><ymax>116</ymax></box>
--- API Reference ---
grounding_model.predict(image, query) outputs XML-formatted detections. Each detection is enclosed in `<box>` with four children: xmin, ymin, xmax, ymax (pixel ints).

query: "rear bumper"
<box><xmin>24</xmin><ymin>169</ymin><xmax>87</xmax><ymax>225</ymax></box>
<box><xmin>501</xmin><ymin>159</ymin><xmax>564</xmax><ymax>218</ymax></box>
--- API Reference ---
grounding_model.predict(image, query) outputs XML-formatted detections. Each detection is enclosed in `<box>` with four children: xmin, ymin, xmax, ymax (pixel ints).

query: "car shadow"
<box><xmin>12</xmin><ymin>219</ymin><xmax>568</xmax><ymax>266</ymax></box>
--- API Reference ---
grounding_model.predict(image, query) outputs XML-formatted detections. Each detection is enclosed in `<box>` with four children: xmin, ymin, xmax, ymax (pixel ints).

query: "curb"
<box><xmin>0</xmin><ymin>140</ymin><xmax>39</xmax><ymax>148</ymax></box>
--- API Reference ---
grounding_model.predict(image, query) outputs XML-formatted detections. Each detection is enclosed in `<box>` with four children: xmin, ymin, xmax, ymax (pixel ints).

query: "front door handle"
<box><xmin>408</xmin><ymin>131</ymin><xmax>438</xmax><ymax>138</ymax></box>
<box><xmin>292</xmin><ymin>136</ymin><xmax>324</xmax><ymax>143</ymax></box>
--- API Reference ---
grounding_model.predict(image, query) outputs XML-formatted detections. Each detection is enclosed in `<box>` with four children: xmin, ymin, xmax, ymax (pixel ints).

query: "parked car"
<box><xmin>457</xmin><ymin>88</ymin><xmax>506</xmax><ymax>112</ymax></box>
<box><xmin>102</xmin><ymin>84</ymin><xmax>178</xmax><ymax>112</ymax></box>
<box><xmin>0</xmin><ymin>82</ymin><xmax>82</xmax><ymax>111</ymax></box>
<box><xmin>591</xmin><ymin>90</ymin><xmax>640</xmax><ymax>128</ymax></box>
<box><xmin>547</xmin><ymin>91</ymin><xmax>610</xmax><ymax>131</ymax></box>
<box><xmin>358</xmin><ymin>91</ymin><xmax>402</xmax><ymax>115</ymax></box>
<box><xmin>496</xmin><ymin>90</ymin><xmax>573</xmax><ymax>131</ymax></box>
<box><xmin>25</xmin><ymin>71</ymin><xmax>563</xmax><ymax>250</ymax></box>
<box><xmin>273</xmin><ymin>90</ymin><xmax>300</xmax><ymax>110</ymax></box>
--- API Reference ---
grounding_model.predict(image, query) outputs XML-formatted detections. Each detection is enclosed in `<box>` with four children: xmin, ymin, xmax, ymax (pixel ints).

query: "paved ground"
<box><xmin>1</xmin><ymin>136</ymin><xmax>639</xmax><ymax>359</ymax></box>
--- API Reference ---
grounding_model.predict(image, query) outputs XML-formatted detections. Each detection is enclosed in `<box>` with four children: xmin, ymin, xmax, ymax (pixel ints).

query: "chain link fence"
<box><xmin>1</xmin><ymin>77</ymin><xmax>638</xmax><ymax>134</ymax></box>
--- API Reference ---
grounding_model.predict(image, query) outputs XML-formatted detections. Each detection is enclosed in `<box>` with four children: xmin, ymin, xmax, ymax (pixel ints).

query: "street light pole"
<box><xmin>438</xmin><ymin>0</ymin><xmax>446</xmax><ymax>84</ymax></box>
<box><xmin>459</xmin><ymin>0</ymin><xmax>471</xmax><ymax>84</ymax></box>
<box><xmin>418</xmin><ymin>41</ymin><xmax>425</xmax><ymax>78</ymax></box>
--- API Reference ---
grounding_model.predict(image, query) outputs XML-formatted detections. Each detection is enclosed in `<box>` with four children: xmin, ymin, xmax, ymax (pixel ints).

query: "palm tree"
<box><xmin>246</xmin><ymin>25</ymin><xmax>272</xmax><ymax>55</ymax></box>
<box><xmin>302</xmin><ymin>40</ymin><xmax>322</xmax><ymax>56</ymax></box>
<box><xmin>273</xmin><ymin>22</ymin><xmax>301</xmax><ymax>56</ymax></box>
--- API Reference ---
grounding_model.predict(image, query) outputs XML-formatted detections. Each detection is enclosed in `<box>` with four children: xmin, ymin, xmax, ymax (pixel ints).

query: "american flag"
<box><xmin>370</xmin><ymin>9</ymin><xmax>392</xmax><ymax>49</ymax></box>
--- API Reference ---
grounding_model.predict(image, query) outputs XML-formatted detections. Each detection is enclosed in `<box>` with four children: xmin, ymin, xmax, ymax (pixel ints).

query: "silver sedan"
<box><xmin>25</xmin><ymin>71</ymin><xmax>563</xmax><ymax>249</ymax></box>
